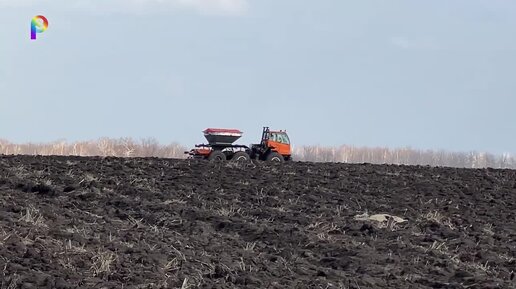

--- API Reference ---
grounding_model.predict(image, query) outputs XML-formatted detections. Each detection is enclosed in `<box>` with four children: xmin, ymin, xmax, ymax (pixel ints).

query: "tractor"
<box><xmin>185</xmin><ymin>127</ymin><xmax>292</xmax><ymax>162</ymax></box>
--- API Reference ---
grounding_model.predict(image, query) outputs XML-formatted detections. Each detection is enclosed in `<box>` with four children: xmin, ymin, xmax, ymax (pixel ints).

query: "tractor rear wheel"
<box><xmin>208</xmin><ymin>151</ymin><xmax>226</xmax><ymax>161</ymax></box>
<box><xmin>266</xmin><ymin>152</ymin><xmax>284</xmax><ymax>162</ymax></box>
<box><xmin>231</xmin><ymin>151</ymin><xmax>250</xmax><ymax>162</ymax></box>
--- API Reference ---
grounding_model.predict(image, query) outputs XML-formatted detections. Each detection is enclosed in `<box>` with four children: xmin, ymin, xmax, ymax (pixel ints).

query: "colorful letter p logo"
<box><xmin>31</xmin><ymin>15</ymin><xmax>49</xmax><ymax>40</ymax></box>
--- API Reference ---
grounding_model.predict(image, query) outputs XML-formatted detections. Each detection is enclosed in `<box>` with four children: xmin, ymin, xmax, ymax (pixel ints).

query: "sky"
<box><xmin>0</xmin><ymin>0</ymin><xmax>515</xmax><ymax>154</ymax></box>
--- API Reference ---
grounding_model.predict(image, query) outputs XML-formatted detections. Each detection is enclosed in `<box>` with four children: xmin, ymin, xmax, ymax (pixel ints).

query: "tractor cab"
<box><xmin>259</xmin><ymin>127</ymin><xmax>292</xmax><ymax>160</ymax></box>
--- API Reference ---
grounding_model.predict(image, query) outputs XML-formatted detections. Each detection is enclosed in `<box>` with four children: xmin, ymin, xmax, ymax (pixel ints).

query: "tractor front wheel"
<box><xmin>266</xmin><ymin>152</ymin><xmax>284</xmax><ymax>162</ymax></box>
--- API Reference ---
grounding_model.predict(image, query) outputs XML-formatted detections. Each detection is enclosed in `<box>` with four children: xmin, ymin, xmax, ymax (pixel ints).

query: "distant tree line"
<box><xmin>0</xmin><ymin>138</ymin><xmax>185</xmax><ymax>159</ymax></box>
<box><xmin>0</xmin><ymin>138</ymin><xmax>514</xmax><ymax>169</ymax></box>
<box><xmin>293</xmin><ymin>145</ymin><xmax>516</xmax><ymax>169</ymax></box>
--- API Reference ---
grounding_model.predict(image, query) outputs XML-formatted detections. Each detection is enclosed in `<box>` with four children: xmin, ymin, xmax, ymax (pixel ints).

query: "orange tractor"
<box><xmin>185</xmin><ymin>127</ymin><xmax>292</xmax><ymax>162</ymax></box>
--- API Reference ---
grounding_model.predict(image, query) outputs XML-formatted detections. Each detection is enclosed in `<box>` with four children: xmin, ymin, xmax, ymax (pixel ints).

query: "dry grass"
<box><xmin>422</xmin><ymin>211</ymin><xmax>455</xmax><ymax>230</ymax></box>
<box><xmin>90</xmin><ymin>249</ymin><xmax>117</xmax><ymax>277</ymax></box>
<box><xmin>163</xmin><ymin>258</ymin><xmax>181</xmax><ymax>274</ymax></box>
<box><xmin>216</xmin><ymin>206</ymin><xmax>243</xmax><ymax>217</ymax></box>
<box><xmin>243</xmin><ymin>242</ymin><xmax>257</xmax><ymax>251</ymax></box>
<box><xmin>0</xmin><ymin>230</ymin><xmax>12</xmax><ymax>246</ymax></box>
<box><xmin>181</xmin><ymin>277</ymin><xmax>192</xmax><ymax>289</ymax></box>
<box><xmin>64</xmin><ymin>239</ymin><xmax>88</xmax><ymax>254</ymax></box>
<box><xmin>18</xmin><ymin>206</ymin><xmax>47</xmax><ymax>228</ymax></box>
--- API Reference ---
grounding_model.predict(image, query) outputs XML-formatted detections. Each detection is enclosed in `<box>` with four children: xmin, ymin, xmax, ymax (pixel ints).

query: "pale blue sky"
<box><xmin>1</xmin><ymin>1</ymin><xmax>515</xmax><ymax>154</ymax></box>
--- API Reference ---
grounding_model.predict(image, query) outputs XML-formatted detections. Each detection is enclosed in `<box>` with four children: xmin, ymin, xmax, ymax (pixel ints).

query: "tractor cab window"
<box><xmin>279</xmin><ymin>133</ymin><xmax>290</xmax><ymax>144</ymax></box>
<box><xmin>270</xmin><ymin>132</ymin><xmax>290</xmax><ymax>144</ymax></box>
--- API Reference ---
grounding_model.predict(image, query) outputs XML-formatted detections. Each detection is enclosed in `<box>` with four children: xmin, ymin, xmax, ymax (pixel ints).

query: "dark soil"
<box><xmin>1</xmin><ymin>155</ymin><xmax>516</xmax><ymax>289</ymax></box>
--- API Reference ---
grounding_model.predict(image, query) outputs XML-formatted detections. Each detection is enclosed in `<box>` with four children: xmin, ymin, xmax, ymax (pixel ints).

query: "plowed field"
<box><xmin>0</xmin><ymin>155</ymin><xmax>515</xmax><ymax>288</ymax></box>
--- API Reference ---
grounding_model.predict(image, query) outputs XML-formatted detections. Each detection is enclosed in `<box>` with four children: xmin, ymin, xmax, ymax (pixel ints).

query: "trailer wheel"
<box><xmin>208</xmin><ymin>151</ymin><xmax>226</xmax><ymax>161</ymax></box>
<box><xmin>266</xmin><ymin>152</ymin><xmax>284</xmax><ymax>162</ymax></box>
<box><xmin>231</xmin><ymin>151</ymin><xmax>250</xmax><ymax>162</ymax></box>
